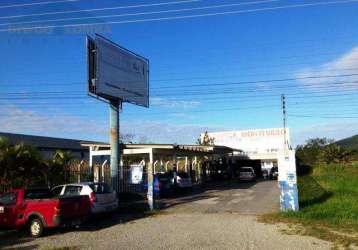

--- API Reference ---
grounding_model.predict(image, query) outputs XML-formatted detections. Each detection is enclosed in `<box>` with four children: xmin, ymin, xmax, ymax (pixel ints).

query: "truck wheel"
<box><xmin>29</xmin><ymin>218</ymin><xmax>44</xmax><ymax>237</ymax></box>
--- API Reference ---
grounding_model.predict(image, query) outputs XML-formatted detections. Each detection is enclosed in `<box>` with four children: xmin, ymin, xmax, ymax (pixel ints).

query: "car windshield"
<box><xmin>0</xmin><ymin>192</ymin><xmax>17</xmax><ymax>205</ymax></box>
<box><xmin>178</xmin><ymin>172</ymin><xmax>190</xmax><ymax>178</ymax></box>
<box><xmin>240</xmin><ymin>168</ymin><xmax>253</xmax><ymax>173</ymax></box>
<box><xmin>89</xmin><ymin>183</ymin><xmax>113</xmax><ymax>194</ymax></box>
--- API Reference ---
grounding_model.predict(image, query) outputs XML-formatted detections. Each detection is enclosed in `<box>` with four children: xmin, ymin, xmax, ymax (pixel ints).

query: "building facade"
<box><xmin>202</xmin><ymin>128</ymin><xmax>290</xmax><ymax>172</ymax></box>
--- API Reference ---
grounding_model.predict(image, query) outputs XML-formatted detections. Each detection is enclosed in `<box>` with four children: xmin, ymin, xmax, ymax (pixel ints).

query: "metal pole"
<box><xmin>110</xmin><ymin>99</ymin><xmax>121</xmax><ymax>193</ymax></box>
<box><xmin>147</xmin><ymin>149</ymin><xmax>155</xmax><ymax>210</ymax></box>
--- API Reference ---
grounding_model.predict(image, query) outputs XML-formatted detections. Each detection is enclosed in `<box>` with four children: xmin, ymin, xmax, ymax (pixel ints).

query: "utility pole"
<box><xmin>279</xmin><ymin>94</ymin><xmax>299</xmax><ymax>212</ymax></box>
<box><xmin>110</xmin><ymin>100</ymin><xmax>121</xmax><ymax>193</ymax></box>
<box><xmin>281</xmin><ymin>94</ymin><xmax>288</xmax><ymax>150</ymax></box>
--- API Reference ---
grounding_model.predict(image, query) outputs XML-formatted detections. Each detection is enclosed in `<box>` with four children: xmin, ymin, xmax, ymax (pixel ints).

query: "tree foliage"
<box><xmin>0</xmin><ymin>137</ymin><xmax>44</xmax><ymax>188</ymax></box>
<box><xmin>0</xmin><ymin>136</ymin><xmax>74</xmax><ymax>190</ymax></box>
<box><xmin>296</xmin><ymin>137</ymin><xmax>358</xmax><ymax>171</ymax></box>
<box><xmin>45</xmin><ymin>150</ymin><xmax>73</xmax><ymax>187</ymax></box>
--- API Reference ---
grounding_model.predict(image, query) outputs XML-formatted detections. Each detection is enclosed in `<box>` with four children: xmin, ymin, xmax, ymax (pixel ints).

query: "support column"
<box><xmin>89</xmin><ymin>146</ymin><xmax>93</xmax><ymax>181</ymax></box>
<box><xmin>110</xmin><ymin>100</ymin><xmax>121</xmax><ymax>193</ymax></box>
<box><xmin>147</xmin><ymin>149</ymin><xmax>155</xmax><ymax>210</ymax></box>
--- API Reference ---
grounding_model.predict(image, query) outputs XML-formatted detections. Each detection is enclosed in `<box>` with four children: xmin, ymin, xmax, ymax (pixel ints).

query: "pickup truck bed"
<box><xmin>0</xmin><ymin>189</ymin><xmax>91</xmax><ymax>237</ymax></box>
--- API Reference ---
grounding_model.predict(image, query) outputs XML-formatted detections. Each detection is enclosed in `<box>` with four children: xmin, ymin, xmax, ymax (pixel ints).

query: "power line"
<box><xmin>1</xmin><ymin>79</ymin><xmax>357</xmax><ymax>99</ymax></box>
<box><xmin>3</xmin><ymin>89</ymin><xmax>358</xmax><ymax>101</ymax></box>
<box><xmin>289</xmin><ymin>114</ymin><xmax>358</xmax><ymax>119</ymax></box>
<box><xmin>0</xmin><ymin>0</ymin><xmax>201</xmax><ymax>20</ymax></box>
<box><xmin>1</xmin><ymin>0</ymin><xmax>279</xmax><ymax>27</ymax></box>
<box><xmin>0</xmin><ymin>0</ymin><xmax>80</xmax><ymax>9</ymax></box>
<box><xmin>6</xmin><ymin>58</ymin><xmax>358</xmax><ymax>86</ymax></box>
<box><xmin>3</xmin><ymin>0</ymin><xmax>358</xmax><ymax>32</ymax></box>
<box><xmin>151</xmin><ymin>73</ymin><xmax>358</xmax><ymax>89</ymax></box>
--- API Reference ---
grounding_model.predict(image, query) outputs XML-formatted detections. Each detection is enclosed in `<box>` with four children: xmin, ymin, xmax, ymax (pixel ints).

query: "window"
<box><xmin>240</xmin><ymin>168</ymin><xmax>253</xmax><ymax>173</ymax></box>
<box><xmin>51</xmin><ymin>186</ymin><xmax>63</xmax><ymax>197</ymax></box>
<box><xmin>64</xmin><ymin>186</ymin><xmax>82</xmax><ymax>196</ymax></box>
<box><xmin>0</xmin><ymin>192</ymin><xmax>17</xmax><ymax>205</ymax></box>
<box><xmin>178</xmin><ymin>172</ymin><xmax>190</xmax><ymax>178</ymax></box>
<box><xmin>89</xmin><ymin>183</ymin><xmax>112</xmax><ymax>194</ymax></box>
<box><xmin>25</xmin><ymin>189</ymin><xmax>51</xmax><ymax>200</ymax></box>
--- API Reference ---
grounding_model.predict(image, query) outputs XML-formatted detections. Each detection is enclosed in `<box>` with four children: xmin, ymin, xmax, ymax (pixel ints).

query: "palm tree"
<box><xmin>0</xmin><ymin>137</ymin><xmax>44</xmax><ymax>189</ymax></box>
<box><xmin>46</xmin><ymin>150</ymin><xmax>73</xmax><ymax>187</ymax></box>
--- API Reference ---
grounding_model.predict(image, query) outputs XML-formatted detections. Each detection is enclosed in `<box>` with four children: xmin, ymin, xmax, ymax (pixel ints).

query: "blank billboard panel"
<box><xmin>88</xmin><ymin>34</ymin><xmax>149</xmax><ymax>107</ymax></box>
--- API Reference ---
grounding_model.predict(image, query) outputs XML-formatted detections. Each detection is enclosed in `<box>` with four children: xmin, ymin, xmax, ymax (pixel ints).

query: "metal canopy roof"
<box><xmin>81</xmin><ymin>142</ymin><xmax>236</xmax><ymax>155</ymax></box>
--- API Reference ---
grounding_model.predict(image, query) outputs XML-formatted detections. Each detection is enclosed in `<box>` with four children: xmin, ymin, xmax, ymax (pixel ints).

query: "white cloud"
<box><xmin>292</xmin><ymin>121</ymin><xmax>358</xmax><ymax>146</ymax></box>
<box><xmin>150</xmin><ymin>97</ymin><xmax>200</xmax><ymax>109</ymax></box>
<box><xmin>0</xmin><ymin>105</ymin><xmax>107</xmax><ymax>140</ymax></box>
<box><xmin>0</xmin><ymin>105</ymin><xmax>219</xmax><ymax>144</ymax></box>
<box><xmin>121</xmin><ymin>120</ymin><xmax>222</xmax><ymax>144</ymax></box>
<box><xmin>295</xmin><ymin>46</ymin><xmax>358</xmax><ymax>89</ymax></box>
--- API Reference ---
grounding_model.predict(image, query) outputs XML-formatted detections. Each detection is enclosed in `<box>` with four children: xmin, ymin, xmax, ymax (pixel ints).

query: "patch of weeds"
<box><xmin>259</xmin><ymin>164</ymin><xmax>358</xmax><ymax>249</ymax></box>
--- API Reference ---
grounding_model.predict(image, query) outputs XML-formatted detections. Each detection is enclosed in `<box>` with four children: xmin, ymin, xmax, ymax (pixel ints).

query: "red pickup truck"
<box><xmin>0</xmin><ymin>188</ymin><xmax>91</xmax><ymax>237</ymax></box>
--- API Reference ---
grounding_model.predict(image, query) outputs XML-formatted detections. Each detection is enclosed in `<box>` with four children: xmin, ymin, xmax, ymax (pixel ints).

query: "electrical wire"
<box><xmin>0</xmin><ymin>0</ymin><xmax>80</xmax><ymax>9</ymax></box>
<box><xmin>289</xmin><ymin>114</ymin><xmax>358</xmax><ymax>119</ymax></box>
<box><xmin>0</xmin><ymin>0</ymin><xmax>279</xmax><ymax>27</ymax></box>
<box><xmin>0</xmin><ymin>0</ymin><xmax>201</xmax><ymax>20</ymax></box>
<box><xmin>3</xmin><ymin>0</ymin><xmax>358</xmax><ymax>32</ymax></box>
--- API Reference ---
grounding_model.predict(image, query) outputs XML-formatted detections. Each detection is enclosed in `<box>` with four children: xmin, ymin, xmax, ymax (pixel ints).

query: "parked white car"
<box><xmin>168</xmin><ymin>172</ymin><xmax>192</xmax><ymax>189</ymax></box>
<box><xmin>176</xmin><ymin>172</ymin><xmax>193</xmax><ymax>188</ymax></box>
<box><xmin>239</xmin><ymin>167</ymin><xmax>256</xmax><ymax>182</ymax></box>
<box><xmin>51</xmin><ymin>182</ymin><xmax>118</xmax><ymax>214</ymax></box>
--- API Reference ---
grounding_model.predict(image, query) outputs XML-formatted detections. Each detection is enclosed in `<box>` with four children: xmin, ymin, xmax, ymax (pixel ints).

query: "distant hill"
<box><xmin>336</xmin><ymin>135</ymin><xmax>358</xmax><ymax>150</ymax></box>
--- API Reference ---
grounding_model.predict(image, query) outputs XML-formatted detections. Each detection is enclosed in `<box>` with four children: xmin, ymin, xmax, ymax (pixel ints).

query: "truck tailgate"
<box><xmin>58</xmin><ymin>195</ymin><xmax>91</xmax><ymax>218</ymax></box>
<box><xmin>0</xmin><ymin>205</ymin><xmax>17</xmax><ymax>227</ymax></box>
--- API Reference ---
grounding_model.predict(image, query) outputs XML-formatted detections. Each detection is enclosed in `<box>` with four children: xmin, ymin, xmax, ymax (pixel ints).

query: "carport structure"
<box><xmin>82</xmin><ymin>142</ymin><xmax>234</xmax><ymax>209</ymax></box>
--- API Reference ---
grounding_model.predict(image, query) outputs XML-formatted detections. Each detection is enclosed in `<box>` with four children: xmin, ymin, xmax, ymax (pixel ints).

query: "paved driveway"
<box><xmin>161</xmin><ymin>180</ymin><xmax>280</xmax><ymax>214</ymax></box>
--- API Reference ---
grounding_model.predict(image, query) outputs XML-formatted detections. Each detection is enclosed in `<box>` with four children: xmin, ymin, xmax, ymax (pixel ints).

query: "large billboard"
<box><xmin>87</xmin><ymin>34</ymin><xmax>149</xmax><ymax>107</ymax></box>
<box><xmin>204</xmin><ymin>128</ymin><xmax>290</xmax><ymax>155</ymax></box>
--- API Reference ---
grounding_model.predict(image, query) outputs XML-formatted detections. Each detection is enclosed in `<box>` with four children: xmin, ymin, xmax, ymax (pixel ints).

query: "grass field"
<box><xmin>261</xmin><ymin>163</ymin><xmax>358</xmax><ymax>248</ymax></box>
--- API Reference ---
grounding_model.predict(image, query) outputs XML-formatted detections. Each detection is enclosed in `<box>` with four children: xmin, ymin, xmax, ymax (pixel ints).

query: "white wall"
<box><xmin>204</xmin><ymin>128</ymin><xmax>290</xmax><ymax>159</ymax></box>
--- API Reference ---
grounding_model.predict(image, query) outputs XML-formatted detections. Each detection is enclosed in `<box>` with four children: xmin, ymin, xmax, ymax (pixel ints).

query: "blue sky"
<box><xmin>1</xmin><ymin>0</ymin><xmax>358</xmax><ymax>146</ymax></box>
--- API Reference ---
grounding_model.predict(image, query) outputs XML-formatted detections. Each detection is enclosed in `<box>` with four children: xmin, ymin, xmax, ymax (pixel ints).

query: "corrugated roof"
<box><xmin>0</xmin><ymin>132</ymin><xmax>105</xmax><ymax>151</ymax></box>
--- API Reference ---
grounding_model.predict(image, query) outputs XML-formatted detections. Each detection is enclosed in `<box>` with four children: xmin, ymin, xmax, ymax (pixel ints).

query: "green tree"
<box><xmin>45</xmin><ymin>150</ymin><xmax>73</xmax><ymax>186</ymax></box>
<box><xmin>0</xmin><ymin>137</ymin><xmax>44</xmax><ymax>189</ymax></box>
<box><xmin>296</xmin><ymin>138</ymin><xmax>332</xmax><ymax>166</ymax></box>
<box><xmin>0</xmin><ymin>137</ymin><xmax>12</xmax><ymax>188</ymax></box>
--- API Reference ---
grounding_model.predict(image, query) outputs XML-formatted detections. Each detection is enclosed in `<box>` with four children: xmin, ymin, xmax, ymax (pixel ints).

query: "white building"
<box><xmin>202</xmin><ymin>128</ymin><xmax>290</xmax><ymax>172</ymax></box>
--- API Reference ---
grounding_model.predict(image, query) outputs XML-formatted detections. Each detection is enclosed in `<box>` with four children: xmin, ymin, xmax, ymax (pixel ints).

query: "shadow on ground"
<box><xmin>158</xmin><ymin>180</ymin><xmax>259</xmax><ymax>210</ymax></box>
<box><xmin>298</xmin><ymin>175</ymin><xmax>332</xmax><ymax>209</ymax></box>
<box><xmin>0</xmin><ymin>179</ymin><xmax>261</xmax><ymax>246</ymax></box>
<box><xmin>0</xmin><ymin>230</ymin><xmax>39</xmax><ymax>250</ymax></box>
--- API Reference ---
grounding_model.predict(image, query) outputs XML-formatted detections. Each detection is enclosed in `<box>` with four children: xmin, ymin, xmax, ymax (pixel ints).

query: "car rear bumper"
<box><xmin>91</xmin><ymin>200</ymin><xmax>118</xmax><ymax>214</ymax></box>
<box><xmin>52</xmin><ymin>215</ymin><xmax>88</xmax><ymax>227</ymax></box>
<box><xmin>239</xmin><ymin>177</ymin><xmax>256</xmax><ymax>181</ymax></box>
<box><xmin>177</xmin><ymin>183</ymin><xmax>192</xmax><ymax>188</ymax></box>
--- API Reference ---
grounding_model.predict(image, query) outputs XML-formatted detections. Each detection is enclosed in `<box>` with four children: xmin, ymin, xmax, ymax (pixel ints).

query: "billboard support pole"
<box><xmin>110</xmin><ymin>99</ymin><xmax>121</xmax><ymax>193</ymax></box>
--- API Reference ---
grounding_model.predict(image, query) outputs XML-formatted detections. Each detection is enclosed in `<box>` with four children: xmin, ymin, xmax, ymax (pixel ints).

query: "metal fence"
<box><xmin>99</xmin><ymin>163</ymin><xmax>147</xmax><ymax>195</ymax></box>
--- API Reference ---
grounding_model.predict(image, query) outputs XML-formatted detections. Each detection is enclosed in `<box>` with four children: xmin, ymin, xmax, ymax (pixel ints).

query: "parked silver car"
<box><xmin>239</xmin><ymin>167</ymin><xmax>256</xmax><ymax>182</ymax></box>
<box><xmin>51</xmin><ymin>182</ymin><xmax>118</xmax><ymax>214</ymax></box>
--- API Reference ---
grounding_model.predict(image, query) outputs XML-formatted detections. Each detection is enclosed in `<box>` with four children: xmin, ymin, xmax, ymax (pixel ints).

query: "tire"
<box><xmin>28</xmin><ymin>218</ymin><xmax>44</xmax><ymax>238</ymax></box>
